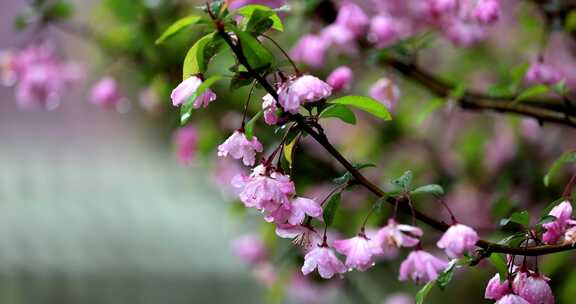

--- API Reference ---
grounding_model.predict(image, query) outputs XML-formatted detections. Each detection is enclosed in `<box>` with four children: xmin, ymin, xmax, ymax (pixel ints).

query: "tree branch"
<box><xmin>212</xmin><ymin>16</ymin><xmax>576</xmax><ymax>257</ymax></box>
<box><xmin>382</xmin><ymin>58</ymin><xmax>576</xmax><ymax>128</ymax></box>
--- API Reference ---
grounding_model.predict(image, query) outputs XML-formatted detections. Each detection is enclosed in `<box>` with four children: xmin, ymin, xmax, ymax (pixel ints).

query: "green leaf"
<box><xmin>488</xmin><ymin>253</ymin><xmax>508</xmax><ymax>282</ymax></box>
<box><xmin>44</xmin><ymin>0</ymin><xmax>73</xmax><ymax>21</ymax></box>
<box><xmin>544</xmin><ymin>151</ymin><xmax>576</xmax><ymax>186</ymax></box>
<box><xmin>319</xmin><ymin>104</ymin><xmax>357</xmax><ymax>124</ymax></box>
<box><xmin>552</xmin><ymin>80</ymin><xmax>567</xmax><ymax>95</ymax></box>
<box><xmin>411</xmin><ymin>184</ymin><xmax>444</xmax><ymax>196</ymax></box>
<box><xmin>500</xmin><ymin>210</ymin><xmax>530</xmax><ymax>227</ymax></box>
<box><xmin>328</xmin><ymin>96</ymin><xmax>392</xmax><ymax>121</ymax></box>
<box><xmin>283</xmin><ymin>133</ymin><xmax>300</xmax><ymax>168</ymax></box>
<box><xmin>156</xmin><ymin>15</ymin><xmax>202</xmax><ymax>44</ymax></box>
<box><xmin>234</xmin><ymin>30</ymin><xmax>275</xmax><ymax>70</ymax></box>
<box><xmin>450</xmin><ymin>83</ymin><xmax>466</xmax><ymax>99</ymax></box>
<box><xmin>392</xmin><ymin>170</ymin><xmax>413</xmax><ymax>191</ymax></box>
<box><xmin>415</xmin><ymin>281</ymin><xmax>434</xmax><ymax>304</ymax></box>
<box><xmin>182</xmin><ymin>34</ymin><xmax>214</xmax><ymax>79</ymax></box>
<box><xmin>323</xmin><ymin>192</ymin><xmax>341</xmax><ymax>226</ymax></box>
<box><xmin>236</xmin><ymin>5</ymin><xmax>284</xmax><ymax>32</ymax></box>
<box><xmin>516</xmin><ymin>85</ymin><xmax>550</xmax><ymax>102</ymax></box>
<box><xmin>436</xmin><ymin>261</ymin><xmax>456</xmax><ymax>290</ymax></box>
<box><xmin>180</xmin><ymin>75</ymin><xmax>222</xmax><ymax>124</ymax></box>
<box><xmin>536</xmin><ymin>215</ymin><xmax>557</xmax><ymax>226</ymax></box>
<box><xmin>416</xmin><ymin>98</ymin><xmax>444</xmax><ymax>125</ymax></box>
<box><xmin>510</xmin><ymin>63</ymin><xmax>530</xmax><ymax>88</ymax></box>
<box><xmin>244</xmin><ymin>110</ymin><xmax>263</xmax><ymax>140</ymax></box>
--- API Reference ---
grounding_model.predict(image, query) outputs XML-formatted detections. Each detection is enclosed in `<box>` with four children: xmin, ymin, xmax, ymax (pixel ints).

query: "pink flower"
<box><xmin>276</xmin><ymin>224</ymin><xmax>322</xmax><ymax>251</ymax></box>
<box><xmin>564</xmin><ymin>226</ymin><xmax>576</xmax><ymax>245</ymax></box>
<box><xmin>288</xmin><ymin>197</ymin><xmax>323</xmax><ymax>225</ymax></box>
<box><xmin>139</xmin><ymin>86</ymin><xmax>163</xmax><ymax>114</ymax></box>
<box><xmin>278</xmin><ymin>75</ymin><xmax>332</xmax><ymax>114</ymax></box>
<box><xmin>485</xmin><ymin>273</ymin><xmax>511</xmax><ymax>300</ymax></box>
<box><xmin>369</xmin><ymin>78</ymin><xmax>400</xmax><ymax>111</ymax></box>
<box><xmin>427</xmin><ymin>0</ymin><xmax>458</xmax><ymax>15</ymax></box>
<box><xmin>253</xmin><ymin>262</ymin><xmax>278</xmax><ymax>286</ymax></box>
<box><xmin>398</xmin><ymin>250</ymin><xmax>449</xmax><ymax>283</ymax></box>
<box><xmin>525</xmin><ymin>60</ymin><xmax>562</xmax><ymax>86</ymax></box>
<box><xmin>262</xmin><ymin>93</ymin><xmax>279</xmax><ymax>125</ymax></box>
<box><xmin>375</xmin><ymin>219</ymin><xmax>422</xmax><ymax>251</ymax></box>
<box><xmin>90</xmin><ymin>77</ymin><xmax>122</xmax><ymax>108</ymax></box>
<box><xmin>473</xmin><ymin>0</ymin><xmax>500</xmax><ymax>24</ymax></box>
<box><xmin>16</xmin><ymin>64</ymin><xmax>62</xmax><ymax>109</ymax></box>
<box><xmin>231</xmin><ymin>234</ymin><xmax>267</xmax><ymax>264</ymax></box>
<box><xmin>436</xmin><ymin>223</ymin><xmax>479</xmax><ymax>258</ymax></box>
<box><xmin>513</xmin><ymin>272</ymin><xmax>554</xmax><ymax>304</ymax></box>
<box><xmin>384</xmin><ymin>293</ymin><xmax>414</xmax><ymax>304</ymax></box>
<box><xmin>321</xmin><ymin>24</ymin><xmax>357</xmax><ymax>54</ymax></box>
<box><xmin>170</xmin><ymin>76</ymin><xmax>217</xmax><ymax>108</ymax></box>
<box><xmin>333</xmin><ymin>233</ymin><xmax>382</xmax><ymax>271</ymax></box>
<box><xmin>217</xmin><ymin>131</ymin><xmax>263</xmax><ymax>166</ymax></box>
<box><xmin>174</xmin><ymin>126</ymin><xmax>199</xmax><ymax>166</ymax></box>
<box><xmin>290</xmin><ymin>34</ymin><xmax>329</xmax><ymax>69</ymax></box>
<box><xmin>335</xmin><ymin>2</ymin><xmax>369</xmax><ymax>37</ymax></box>
<box><xmin>302</xmin><ymin>245</ymin><xmax>346</xmax><ymax>279</ymax></box>
<box><xmin>542</xmin><ymin>201</ymin><xmax>575</xmax><ymax>244</ymax></box>
<box><xmin>326</xmin><ymin>66</ymin><xmax>353</xmax><ymax>92</ymax></box>
<box><xmin>368</xmin><ymin>15</ymin><xmax>403</xmax><ymax>48</ymax></box>
<box><xmin>235</xmin><ymin>164</ymin><xmax>295</xmax><ymax>211</ymax></box>
<box><xmin>495</xmin><ymin>294</ymin><xmax>531</xmax><ymax>304</ymax></box>
<box><xmin>441</xmin><ymin>19</ymin><xmax>487</xmax><ymax>47</ymax></box>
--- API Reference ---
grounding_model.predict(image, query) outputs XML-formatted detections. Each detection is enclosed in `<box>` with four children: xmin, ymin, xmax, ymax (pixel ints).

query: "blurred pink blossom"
<box><xmin>231</xmin><ymin>234</ymin><xmax>267</xmax><ymax>264</ymax></box>
<box><xmin>173</xmin><ymin>126</ymin><xmax>199</xmax><ymax>166</ymax></box>
<box><xmin>90</xmin><ymin>77</ymin><xmax>122</xmax><ymax>108</ymax></box>
<box><xmin>326</xmin><ymin>66</ymin><xmax>353</xmax><ymax>92</ymax></box>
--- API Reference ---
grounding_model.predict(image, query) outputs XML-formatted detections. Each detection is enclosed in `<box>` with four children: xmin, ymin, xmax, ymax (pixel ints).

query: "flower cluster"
<box><xmin>485</xmin><ymin>268</ymin><xmax>554</xmax><ymax>304</ymax></box>
<box><xmin>541</xmin><ymin>201</ymin><xmax>576</xmax><ymax>245</ymax></box>
<box><xmin>290</xmin><ymin>0</ymin><xmax>502</xmax><ymax>70</ymax></box>
<box><xmin>0</xmin><ymin>42</ymin><xmax>83</xmax><ymax>109</ymax></box>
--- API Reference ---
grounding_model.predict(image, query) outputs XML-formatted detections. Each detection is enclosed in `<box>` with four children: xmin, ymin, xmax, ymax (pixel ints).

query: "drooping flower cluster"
<box><xmin>0</xmin><ymin>42</ymin><xmax>83</xmax><ymax>109</ymax></box>
<box><xmin>485</xmin><ymin>268</ymin><xmax>554</xmax><ymax>304</ymax></box>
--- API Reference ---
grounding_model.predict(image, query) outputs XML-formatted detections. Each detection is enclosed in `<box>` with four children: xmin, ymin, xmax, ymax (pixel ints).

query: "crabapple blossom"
<box><xmin>333</xmin><ymin>233</ymin><xmax>383</xmax><ymax>271</ymax></box>
<box><xmin>90</xmin><ymin>77</ymin><xmax>122</xmax><ymax>108</ymax></box>
<box><xmin>473</xmin><ymin>0</ymin><xmax>500</xmax><ymax>24</ymax></box>
<box><xmin>320</xmin><ymin>24</ymin><xmax>357</xmax><ymax>54</ymax></box>
<box><xmin>513</xmin><ymin>272</ymin><xmax>554</xmax><ymax>304</ymax></box>
<box><xmin>302</xmin><ymin>245</ymin><xmax>346</xmax><ymax>279</ymax></box>
<box><xmin>369</xmin><ymin>78</ymin><xmax>400</xmax><ymax>111</ymax></box>
<box><xmin>276</xmin><ymin>224</ymin><xmax>322</xmax><ymax>251</ymax></box>
<box><xmin>441</xmin><ymin>19</ymin><xmax>487</xmax><ymax>47</ymax></box>
<box><xmin>335</xmin><ymin>2</ymin><xmax>369</xmax><ymax>37</ymax></box>
<box><xmin>398</xmin><ymin>250</ymin><xmax>449</xmax><ymax>283</ymax></box>
<box><xmin>235</xmin><ymin>164</ymin><xmax>295</xmax><ymax>211</ymax></box>
<box><xmin>170</xmin><ymin>75</ymin><xmax>217</xmax><ymax>108</ymax></box>
<box><xmin>542</xmin><ymin>201</ymin><xmax>575</xmax><ymax>244</ymax></box>
<box><xmin>326</xmin><ymin>66</ymin><xmax>353</xmax><ymax>92</ymax></box>
<box><xmin>287</xmin><ymin>197</ymin><xmax>323</xmax><ymax>225</ymax></box>
<box><xmin>368</xmin><ymin>15</ymin><xmax>403</xmax><ymax>48</ymax></box>
<box><xmin>495</xmin><ymin>294</ymin><xmax>531</xmax><ymax>304</ymax></box>
<box><xmin>375</xmin><ymin>219</ymin><xmax>422</xmax><ymax>251</ymax></box>
<box><xmin>289</xmin><ymin>34</ymin><xmax>329</xmax><ymax>69</ymax></box>
<box><xmin>278</xmin><ymin>75</ymin><xmax>332</xmax><ymax>114</ymax></box>
<box><xmin>262</xmin><ymin>93</ymin><xmax>279</xmax><ymax>125</ymax></box>
<box><xmin>174</xmin><ymin>126</ymin><xmax>199</xmax><ymax>166</ymax></box>
<box><xmin>485</xmin><ymin>273</ymin><xmax>512</xmax><ymax>300</ymax></box>
<box><xmin>427</xmin><ymin>0</ymin><xmax>459</xmax><ymax>15</ymax></box>
<box><xmin>217</xmin><ymin>131</ymin><xmax>263</xmax><ymax>166</ymax></box>
<box><xmin>383</xmin><ymin>293</ymin><xmax>414</xmax><ymax>304</ymax></box>
<box><xmin>525</xmin><ymin>60</ymin><xmax>562</xmax><ymax>86</ymax></box>
<box><xmin>564</xmin><ymin>226</ymin><xmax>576</xmax><ymax>245</ymax></box>
<box><xmin>231</xmin><ymin>234</ymin><xmax>267</xmax><ymax>264</ymax></box>
<box><xmin>436</xmin><ymin>223</ymin><xmax>479</xmax><ymax>258</ymax></box>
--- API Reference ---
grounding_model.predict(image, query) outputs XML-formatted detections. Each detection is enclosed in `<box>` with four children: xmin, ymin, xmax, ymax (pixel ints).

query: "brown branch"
<box><xmin>211</xmin><ymin>14</ymin><xmax>576</xmax><ymax>257</ymax></box>
<box><xmin>382</xmin><ymin>58</ymin><xmax>576</xmax><ymax>128</ymax></box>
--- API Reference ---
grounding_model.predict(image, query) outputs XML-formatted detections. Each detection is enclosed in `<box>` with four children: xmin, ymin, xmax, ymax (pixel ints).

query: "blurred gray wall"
<box><xmin>0</xmin><ymin>1</ymin><xmax>261</xmax><ymax>303</ymax></box>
